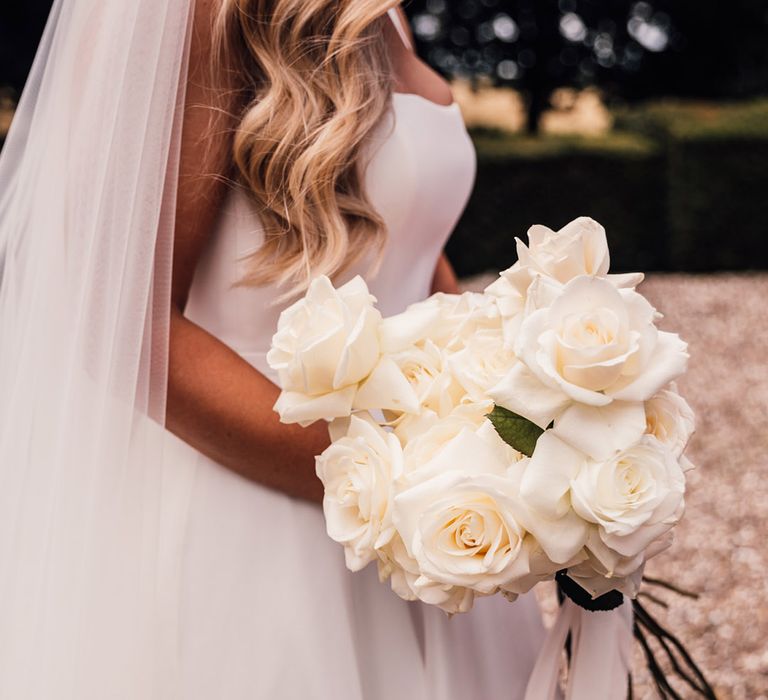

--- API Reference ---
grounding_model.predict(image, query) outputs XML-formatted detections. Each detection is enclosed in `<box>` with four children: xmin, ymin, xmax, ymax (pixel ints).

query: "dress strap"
<box><xmin>386</xmin><ymin>7</ymin><xmax>414</xmax><ymax>51</ymax></box>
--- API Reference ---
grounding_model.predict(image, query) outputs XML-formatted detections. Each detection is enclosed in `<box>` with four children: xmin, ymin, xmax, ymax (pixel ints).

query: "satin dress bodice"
<box><xmin>184</xmin><ymin>92</ymin><xmax>476</xmax><ymax>377</ymax></box>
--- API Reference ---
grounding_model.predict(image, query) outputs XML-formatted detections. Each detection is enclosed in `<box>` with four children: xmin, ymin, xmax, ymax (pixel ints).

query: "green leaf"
<box><xmin>487</xmin><ymin>405</ymin><xmax>544</xmax><ymax>457</ymax></box>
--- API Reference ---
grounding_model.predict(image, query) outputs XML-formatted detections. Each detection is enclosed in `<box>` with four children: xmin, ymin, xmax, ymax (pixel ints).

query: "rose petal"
<box><xmin>608</xmin><ymin>272</ymin><xmax>645</xmax><ymax>289</ymax></box>
<box><xmin>518</xmin><ymin>504</ymin><xmax>589</xmax><ymax>565</ymax></box>
<box><xmin>487</xmin><ymin>363</ymin><xmax>571</xmax><ymax>430</ymax></box>
<box><xmin>533</xmin><ymin>338</ymin><xmax>614</xmax><ymax>406</ymax></box>
<box><xmin>379</xmin><ymin>305</ymin><xmax>444</xmax><ymax>354</ymax></box>
<box><xmin>607</xmin><ymin>331</ymin><xmax>689</xmax><ymax>402</ymax></box>
<box><xmin>336</xmin><ymin>274</ymin><xmax>378</xmax><ymax>309</ymax></box>
<box><xmin>404</xmin><ymin>427</ymin><xmax>510</xmax><ymax>485</ymax></box>
<box><xmin>273</xmin><ymin>384</ymin><xmax>356</xmax><ymax>425</ymax></box>
<box><xmin>332</xmin><ymin>306</ymin><xmax>381</xmax><ymax>389</ymax></box>
<box><xmin>521</xmin><ymin>431</ymin><xmax>586</xmax><ymax>519</ymax></box>
<box><xmin>553</xmin><ymin>401</ymin><xmax>647</xmax><ymax>461</ymax></box>
<box><xmin>353</xmin><ymin>356</ymin><xmax>420</xmax><ymax>414</ymax></box>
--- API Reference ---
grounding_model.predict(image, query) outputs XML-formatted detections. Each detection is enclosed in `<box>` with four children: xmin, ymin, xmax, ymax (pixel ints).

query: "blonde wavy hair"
<box><xmin>214</xmin><ymin>0</ymin><xmax>402</xmax><ymax>302</ymax></box>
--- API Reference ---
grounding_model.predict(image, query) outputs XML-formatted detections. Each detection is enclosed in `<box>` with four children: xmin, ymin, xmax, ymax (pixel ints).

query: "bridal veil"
<box><xmin>0</xmin><ymin>0</ymin><xmax>196</xmax><ymax>695</ymax></box>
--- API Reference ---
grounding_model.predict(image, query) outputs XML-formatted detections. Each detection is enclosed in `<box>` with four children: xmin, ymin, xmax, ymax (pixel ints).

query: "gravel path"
<box><xmin>461</xmin><ymin>272</ymin><xmax>768</xmax><ymax>699</ymax></box>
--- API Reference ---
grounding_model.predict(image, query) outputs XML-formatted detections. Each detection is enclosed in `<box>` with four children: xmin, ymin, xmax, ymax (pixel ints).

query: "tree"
<box><xmin>403</xmin><ymin>0</ymin><xmax>768</xmax><ymax>133</ymax></box>
<box><xmin>4</xmin><ymin>1</ymin><xmax>768</xmax><ymax>125</ymax></box>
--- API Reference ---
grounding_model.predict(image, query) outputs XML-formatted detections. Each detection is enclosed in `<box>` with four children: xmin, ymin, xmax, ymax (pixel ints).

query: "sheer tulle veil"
<box><xmin>0</xmin><ymin>0</ymin><xmax>197</xmax><ymax>695</ymax></box>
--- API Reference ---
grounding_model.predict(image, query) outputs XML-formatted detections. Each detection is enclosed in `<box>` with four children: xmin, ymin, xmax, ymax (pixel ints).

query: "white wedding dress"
<box><xmin>176</xmin><ymin>9</ymin><xmax>548</xmax><ymax>699</ymax></box>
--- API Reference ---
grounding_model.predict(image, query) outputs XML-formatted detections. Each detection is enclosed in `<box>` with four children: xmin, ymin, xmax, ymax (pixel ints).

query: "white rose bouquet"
<box><xmin>268</xmin><ymin>217</ymin><xmax>696</xmax><ymax>616</ymax></box>
<box><xmin>268</xmin><ymin>216</ymin><xmax>716</xmax><ymax>696</ymax></box>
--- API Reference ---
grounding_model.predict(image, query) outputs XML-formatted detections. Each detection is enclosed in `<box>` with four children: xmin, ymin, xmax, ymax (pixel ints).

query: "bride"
<box><xmin>170</xmin><ymin>2</ymin><xmax>551</xmax><ymax>697</ymax></box>
<box><xmin>0</xmin><ymin>1</ymin><xmax>629</xmax><ymax>698</ymax></box>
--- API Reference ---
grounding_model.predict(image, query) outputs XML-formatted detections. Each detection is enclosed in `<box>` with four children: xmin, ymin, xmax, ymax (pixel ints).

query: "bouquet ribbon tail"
<box><xmin>524</xmin><ymin>598</ymin><xmax>634</xmax><ymax>700</ymax></box>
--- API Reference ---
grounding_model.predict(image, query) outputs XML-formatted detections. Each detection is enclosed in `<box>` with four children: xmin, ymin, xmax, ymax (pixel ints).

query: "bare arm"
<box><xmin>431</xmin><ymin>252</ymin><xmax>461</xmax><ymax>294</ymax></box>
<box><xmin>165</xmin><ymin>0</ymin><xmax>327</xmax><ymax>504</ymax></box>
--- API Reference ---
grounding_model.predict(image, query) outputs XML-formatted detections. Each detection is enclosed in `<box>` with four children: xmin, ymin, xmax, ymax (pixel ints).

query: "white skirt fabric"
<box><xmin>176</xmin><ymin>447</ymin><xmax>548</xmax><ymax>700</ymax></box>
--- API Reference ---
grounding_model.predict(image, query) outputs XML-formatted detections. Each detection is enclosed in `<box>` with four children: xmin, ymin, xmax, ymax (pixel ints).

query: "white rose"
<box><xmin>571</xmin><ymin>435</ymin><xmax>686</xmax><ymax>565</ymax></box>
<box><xmin>515</xmin><ymin>434</ymin><xmax>591</xmax><ymax>565</ymax></box>
<box><xmin>315</xmin><ymin>414</ymin><xmax>402</xmax><ymax>571</ymax></box>
<box><xmin>497</xmin><ymin>217</ymin><xmax>644</xmax><ymax>293</ymax></box>
<box><xmin>400</xmin><ymin>404</ymin><xmax>520</xmax><ymax>477</ymax></box>
<box><xmin>393</xmin><ymin>421</ymin><xmax>532</xmax><ymax>594</ymax></box>
<box><xmin>566</xmin><ymin>527</ymin><xmax>674</xmax><ymax>599</ymax></box>
<box><xmin>388</xmin><ymin>340</ymin><xmax>465</xmax><ymax>418</ymax></box>
<box><xmin>564</xmin><ymin>552</ymin><xmax>645</xmax><ymax>599</ymax></box>
<box><xmin>483</xmin><ymin>273</ymin><xmax>526</xmax><ymax>347</ymax></box>
<box><xmin>401</xmin><ymin>417</ymin><xmax>515</xmax><ymax>486</ymax></box>
<box><xmin>377</xmin><ymin>292</ymin><xmax>456</xmax><ymax>352</ymax></box>
<box><xmin>388</xmin><ymin>407</ymin><xmax>440</xmax><ymax>445</ymax></box>
<box><xmin>399</xmin><ymin>399</ymin><xmax>492</xmax><ymax>454</ymax></box>
<box><xmin>377</xmin><ymin>533</ymin><xmax>475</xmax><ymax>614</ymax></box>
<box><xmin>645</xmin><ymin>384</ymin><xmax>695</xmax><ymax>461</ymax></box>
<box><xmin>519</xmin><ymin>217</ymin><xmax>610</xmax><ymax>280</ymax></box>
<box><xmin>268</xmin><ymin>275</ymin><xmax>381</xmax><ymax>425</ymax></box>
<box><xmin>447</xmin><ymin>327</ymin><xmax>517</xmax><ymax>400</ymax></box>
<box><xmin>393</xmin><ymin>470</ymin><xmax>535</xmax><ymax>595</ymax></box>
<box><xmin>517</xmin><ymin>276</ymin><xmax>686</xmax><ymax>404</ymax></box>
<box><xmin>388</xmin><ymin>426</ymin><xmax>561</xmax><ymax>604</ymax></box>
<box><xmin>484</xmin><ymin>217</ymin><xmax>644</xmax><ymax>346</ymax></box>
<box><xmin>390</xmin><ymin>397</ymin><xmax>494</xmax><ymax>446</ymax></box>
<box><xmin>489</xmin><ymin>275</ymin><xmax>689</xmax><ymax>459</ymax></box>
<box><xmin>351</xmin><ymin>355</ymin><xmax>421</xmax><ymax>416</ymax></box>
<box><xmin>380</xmin><ymin>291</ymin><xmax>501</xmax><ymax>354</ymax></box>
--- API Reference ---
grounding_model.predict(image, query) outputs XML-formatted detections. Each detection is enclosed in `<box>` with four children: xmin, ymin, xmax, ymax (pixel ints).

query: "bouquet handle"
<box><xmin>525</xmin><ymin>598</ymin><xmax>633</xmax><ymax>700</ymax></box>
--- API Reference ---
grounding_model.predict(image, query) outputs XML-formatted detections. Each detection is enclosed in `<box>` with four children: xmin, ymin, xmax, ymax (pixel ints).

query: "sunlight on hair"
<box><xmin>213</xmin><ymin>0</ymin><xmax>402</xmax><ymax>303</ymax></box>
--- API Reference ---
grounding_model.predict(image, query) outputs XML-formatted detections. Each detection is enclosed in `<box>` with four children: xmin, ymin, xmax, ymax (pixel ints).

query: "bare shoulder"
<box><xmin>393</xmin><ymin>5</ymin><xmax>416</xmax><ymax>45</ymax></box>
<box><xmin>388</xmin><ymin>6</ymin><xmax>454</xmax><ymax>106</ymax></box>
<box><xmin>172</xmin><ymin>0</ymin><xmax>237</xmax><ymax>311</ymax></box>
<box><xmin>188</xmin><ymin>0</ymin><xmax>220</xmax><ymax>74</ymax></box>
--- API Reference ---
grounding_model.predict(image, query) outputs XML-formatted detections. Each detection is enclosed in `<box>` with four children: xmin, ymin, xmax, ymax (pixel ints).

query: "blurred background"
<box><xmin>2</xmin><ymin>1</ymin><xmax>768</xmax><ymax>275</ymax></box>
<box><xmin>402</xmin><ymin>0</ymin><xmax>768</xmax><ymax>276</ymax></box>
<box><xmin>2</xmin><ymin>1</ymin><xmax>767</xmax><ymax>697</ymax></box>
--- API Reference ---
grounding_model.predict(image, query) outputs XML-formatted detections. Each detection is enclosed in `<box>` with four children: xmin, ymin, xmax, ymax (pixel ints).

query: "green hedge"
<box><xmin>3</xmin><ymin>100</ymin><xmax>766</xmax><ymax>274</ymax></box>
<box><xmin>450</xmin><ymin>100</ymin><xmax>768</xmax><ymax>276</ymax></box>
<box><xmin>666</xmin><ymin>136</ymin><xmax>768</xmax><ymax>270</ymax></box>
<box><xmin>448</xmin><ymin>130</ymin><xmax>667</xmax><ymax>276</ymax></box>
<box><xmin>611</xmin><ymin>99</ymin><xmax>768</xmax><ymax>141</ymax></box>
<box><xmin>614</xmin><ymin>100</ymin><xmax>768</xmax><ymax>270</ymax></box>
